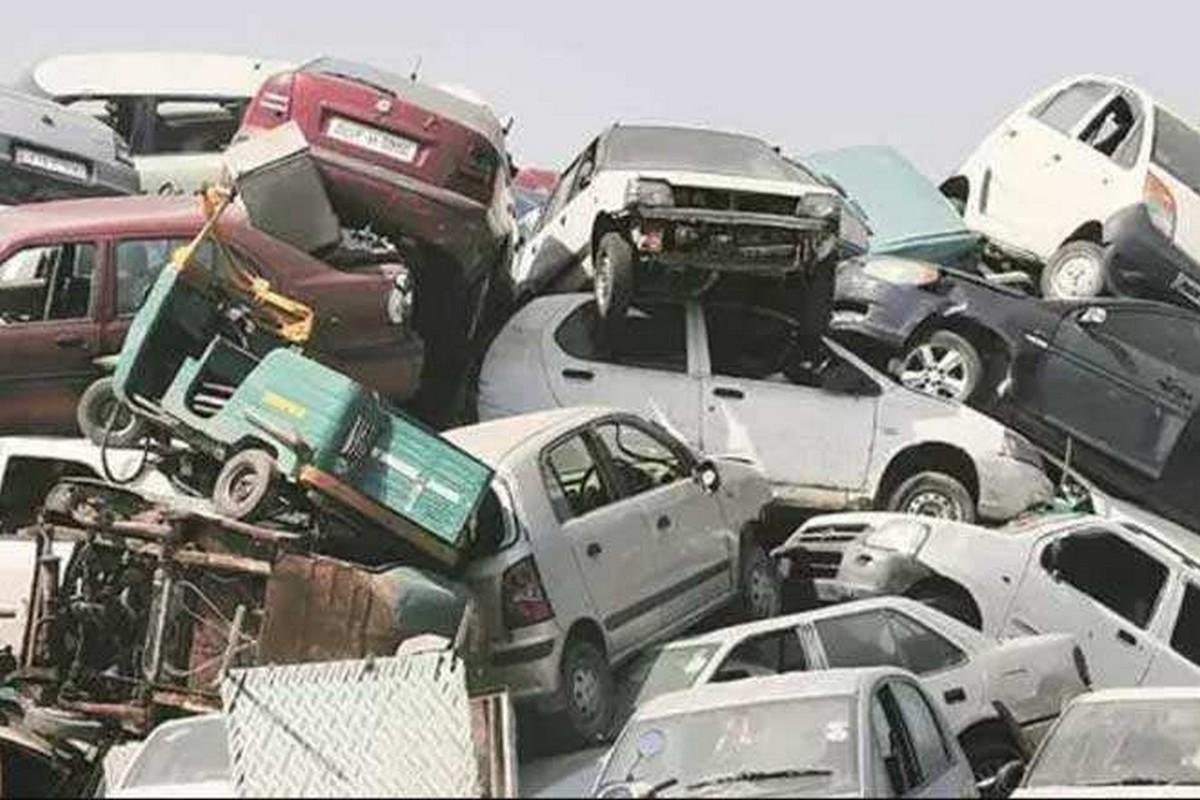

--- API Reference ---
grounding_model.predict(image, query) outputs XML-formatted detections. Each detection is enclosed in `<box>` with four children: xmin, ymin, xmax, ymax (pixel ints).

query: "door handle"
<box><xmin>586</xmin><ymin>542</ymin><xmax>602</xmax><ymax>558</ymax></box>
<box><xmin>54</xmin><ymin>335</ymin><xmax>85</xmax><ymax>349</ymax></box>
<box><xmin>656</xmin><ymin>515</ymin><xmax>672</xmax><ymax>531</ymax></box>
<box><xmin>943</xmin><ymin>687</ymin><xmax>967</xmax><ymax>705</ymax></box>
<box><xmin>0</xmin><ymin>604</ymin><xmax>17</xmax><ymax>620</ymax></box>
<box><xmin>562</xmin><ymin>368</ymin><xmax>594</xmax><ymax>382</ymax></box>
<box><xmin>713</xmin><ymin>387</ymin><xmax>744</xmax><ymax>400</ymax></box>
<box><xmin>1116</xmin><ymin>629</ymin><xmax>1137</xmax><ymax>647</ymax></box>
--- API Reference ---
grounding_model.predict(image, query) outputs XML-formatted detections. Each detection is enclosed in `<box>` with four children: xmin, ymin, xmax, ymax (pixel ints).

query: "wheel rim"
<box><xmin>899</xmin><ymin>342</ymin><xmax>973</xmax><ymax>401</ymax></box>
<box><xmin>226</xmin><ymin>463</ymin><xmax>261</xmax><ymax>505</ymax></box>
<box><xmin>594</xmin><ymin>250</ymin><xmax>612</xmax><ymax>315</ymax></box>
<box><xmin>1050</xmin><ymin>252</ymin><xmax>1103</xmax><ymax>298</ymax></box>
<box><xmin>747</xmin><ymin>562</ymin><xmax>779</xmax><ymax>618</ymax></box>
<box><xmin>570</xmin><ymin>663</ymin><xmax>602</xmax><ymax>722</ymax></box>
<box><xmin>99</xmin><ymin>398</ymin><xmax>138</xmax><ymax>440</ymax></box>
<box><xmin>904</xmin><ymin>490</ymin><xmax>963</xmax><ymax>519</ymax></box>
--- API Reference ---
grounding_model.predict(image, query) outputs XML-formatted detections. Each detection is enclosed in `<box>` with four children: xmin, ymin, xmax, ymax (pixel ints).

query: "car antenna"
<box><xmin>1059</xmin><ymin>436</ymin><xmax>1074</xmax><ymax>494</ymax></box>
<box><xmin>410</xmin><ymin>55</ymin><xmax>422</xmax><ymax>82</ymax></box>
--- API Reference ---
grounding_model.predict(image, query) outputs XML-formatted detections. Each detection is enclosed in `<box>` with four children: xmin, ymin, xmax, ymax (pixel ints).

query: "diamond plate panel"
<box><xmin>221</xmin><ymin>651</ymin><xmax>478</xmax><ymax>797</ymax></box>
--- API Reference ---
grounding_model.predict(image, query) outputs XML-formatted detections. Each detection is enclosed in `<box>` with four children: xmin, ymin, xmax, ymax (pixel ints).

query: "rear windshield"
<box><xmin>604</xmin><ymin>126</ymin><xmax>817</xmax><ymax>183</ymax></box>
<box><xmin>1153</xmin><ymin>107</ymin><xmax>1200</xmax><ymax>194</ymax></box>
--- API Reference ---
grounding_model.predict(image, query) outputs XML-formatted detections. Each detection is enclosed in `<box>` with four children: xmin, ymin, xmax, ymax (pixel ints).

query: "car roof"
<box><xmin>443</xmin><ymin>407</ymin><xmax>614</xmax><ymax>467</ymax></box>
<box><xmin>0</xmin><ymin>195</ymin><xmax>207</xmax><ymax>239</ymax></box>
<box><xmin>635</xmin><ymin>667</ymin><xmax>903</xmax><ymax>722</ymax></box>
<box><xmin>27</xmin><ymin>53</ymin><xmax>295</xmax><ymax>98</ymax></box>
<box><xmin>1070</xmin><ymin>687</ymin><xmax>1200</xmax><ymax>705</ymax></box>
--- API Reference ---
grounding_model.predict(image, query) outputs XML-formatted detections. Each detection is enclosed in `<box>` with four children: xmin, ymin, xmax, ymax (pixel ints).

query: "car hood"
<box><xmin>803</xmin><ymin>146</ymin><xmax>977</xmax><ymax>259</ymax></box>
<box><xmin>630</xmin><ymin>169</ymin><xmax>833</xmax><ymax>199</ymax></box>
<box><xmin>1014</xmin><ymin>787</ymin><xmax>1200</xmax><ymax>798</ymax></box>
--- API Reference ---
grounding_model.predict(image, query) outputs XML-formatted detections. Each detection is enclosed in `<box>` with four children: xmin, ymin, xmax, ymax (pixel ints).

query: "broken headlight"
<box><xmin>862</xmin><ymin>520</ymin><xmax>929</xmax><ymax>556</ymax></box>
<box><xmin>1001</xmin><ymin>430</ymin><xmax>1044</xmax><ymax>467</ymax></box>
<box><xmin>862</xmin><ymin>257</ymin><xmax>941</xmax><ymax>287</ymax></box>
<box><xmin>626</xmin><ymin>178</ymin><xmax>674</xmax><ymax>208</ymax></box>
<box><xmin>796</xmin><ymin>191</ymin><xmax>841</xmax><ymax>219</ymax></box>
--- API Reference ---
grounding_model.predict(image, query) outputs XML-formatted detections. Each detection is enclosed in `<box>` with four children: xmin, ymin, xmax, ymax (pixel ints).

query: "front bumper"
<box><xmin>831</xmin><ymin>262</ymin><xmax>942</xmax><ymax>350</ymax></box>
<box><xmin>975</xmin><ymin>454</ymin><xmax>1054</xmax><ymax>522</ymax></box>
<box><xmin>1103</xmin><ymin>203</ymin><xmax>1200</xmax><ymax>309</ymax></box>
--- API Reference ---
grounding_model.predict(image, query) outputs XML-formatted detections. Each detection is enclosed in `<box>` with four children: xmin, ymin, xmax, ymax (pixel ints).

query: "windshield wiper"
<box><xmin>686</xmin><ymin>767</ymin><xmax>833</xmax><ymax>791</ymax></box>
<box><xmin>1083</xmin><ymin>777</ymin><xmax>1192</xmax><ymax>786</ymax></box>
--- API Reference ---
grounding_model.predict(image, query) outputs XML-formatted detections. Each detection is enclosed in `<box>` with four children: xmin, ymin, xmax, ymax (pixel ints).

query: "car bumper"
<box><xmin>1103</xmin><ymin>203</ymin><xmax>1200</xmax><ymax>309</ymax></box>
<box><xmin>975</xmin><ymin>455</ymin><xmax>1054</xmax><ymax>521</ymax></box>
<box><xmin>774</xmin><ymin>547</ymin><xmax>882</xmax><ymax>609</ymax></box>
<box><xmin>0</xmin><ymin>142</ymin><xmax>139</xmax><ymax>203</ymax></box>
<box><xmin>830</xmin><ymin>263</ymin><xmax>941</xmax><ymax>349</ymax></box>
<box><xmin>482</xmin><ymin>623</ymin><xmax>564</xmax><ymax>711</ymax></box>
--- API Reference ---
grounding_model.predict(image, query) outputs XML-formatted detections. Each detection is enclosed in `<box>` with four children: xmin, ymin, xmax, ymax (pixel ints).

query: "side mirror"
<box><xmin>979</xmin><ymin>759</ymin><xmax>1025</xmax><ymax>798</ymax></box>
<box><xmin>693</xmin><ymin>460</ymin><xmax>721</xmax><ymax>494</ymax></box>
<box><xmin>1078</xmin><ymin>306</ymin><xmax>1107</xmax><ymax>327</ymax></box>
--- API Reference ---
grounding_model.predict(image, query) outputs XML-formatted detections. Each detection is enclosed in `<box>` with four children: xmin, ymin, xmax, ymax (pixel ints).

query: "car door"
<box><xmin>542</xmin><ymin>430</ymin><xmax>664</xmax><ymax>657</ymax></box>
<box><xmin>544</xmin><ymin>300</ymin><xmax>704</xmax><ymax>450</ymax></box>
<box><xmin>590</xmin><ymin>417</ymin><xmax>734</xmax><ymax>630</ymax></box>
<box><xmin>870</xmin><ymin>678</ymin><xmax>971</xmax><ymax>798</ymax></box>
<box><xmin>697</xmin><ymin>303</ymin><xmax>876</xmax><ymax>501</ymax></box>
<box><xmin>517</xmin><ymin>138</ymin><xmax>598</xmax><ymax>291</ymax></box>
<box><xmin>1027</xmin><ymin>305</ymin><xmax>1200</xmax><ymax>478</ymax></box>
<box><xmin>0</xmin><ymin>240</ymin><xmax>103</xmax><ymax>432</ymax></box>
<box><xmin>98</xmin><ymin>236</ymin><xmax>189</xmax><ymax>356</ymax></box>
<box><xmin>1002</xmin><ymin>526</ymin><xmax>1167</xmax><ymax>687</ymax></box>
<box><xmin>1141</xmin><ymin>578</ymin><xmax>1200</xmax><ymax>685</ymax></box>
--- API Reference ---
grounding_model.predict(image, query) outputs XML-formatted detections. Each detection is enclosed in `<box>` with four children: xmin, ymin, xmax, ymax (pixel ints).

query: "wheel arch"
<box><xmin>1060</xmin><ymin>220</ymin><xmax>1104</xmax><ymax>248</ymax></box>
<box><xmin>903</xmin><ymin>315</ymin><xmax>1016</xmax><ymax>399</ymax></box>
<box><xmin>564</xmin><ymin>617</ymin><xmax>608</xmax><ymax>661</ymax></box>
<box><xmin>591</xmin><ymin>213</ymin><xmax>627</xmax><ymax>261</ymax></box>
<box><xmin>876</xmin><ymin>442</ymin><xmax>980</xmax><ymax>508</ymax></box>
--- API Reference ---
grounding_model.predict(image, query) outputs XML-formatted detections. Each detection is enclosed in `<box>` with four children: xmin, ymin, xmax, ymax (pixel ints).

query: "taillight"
<box><xmin>501</xmin><ymin>556</ymin><xmax>554</xmax><ymax>629</ymax></box>
<box><xmin>243</xmin><ymin>71</ymin><xmax>296</xmax><ymax>130</ymax></box>
<box><xmin>1072</xmin><ymin>645</ymin><xmax>1091</xmax><ymax>688</ymax></box>
<box><xmin>1144</xmin><ymin>172</ymin><xmax>1177</xmax><ymax>239</ymax></box>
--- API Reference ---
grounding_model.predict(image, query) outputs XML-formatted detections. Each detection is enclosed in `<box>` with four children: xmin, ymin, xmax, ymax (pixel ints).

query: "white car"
<box><xmin>945</xmin><ymin>74</ymin><xmax>1200</xmax><ymax>299</ymax></box>
<box><xmin>778</xmin><ymin>498</ymin><xmax>1200</xmax><ymax>691</ymax></box>
<box><xmin>512</xmin><ymin>123</ymin><xmax>851</xmax><ymax>320</ymax></box>
<box><xmin>631</xmin><ymin>597</ymin><xmax>1087</xmax><ymax>779</ymax></box>
<box><xmin>594</xmin><ymin>667</ymin><xmax>980</xmax><ymax>798</ymax></box>
<box><xmin>105</xmin><ymin>714</ymin><xmax>233</xmax><ymax>798</ymax></box>
<box><xmin>22</xmin><ymin>52</ymin><xmax>293</xmax><ymax>196</ymax></box>
<box><xmin>478</xmin><ymin>294</ymin><xmax>1054</xmax><ymax>523</ymax></box>
<box><xmin>451</xmin><ymin>407</ymin><xmax>779</xmax><ymax>744</ymax></box>
<box><xmin>1013</xmin><ymin>688</ymin><xmax>1200</xmax><ymax>798</ymax></box>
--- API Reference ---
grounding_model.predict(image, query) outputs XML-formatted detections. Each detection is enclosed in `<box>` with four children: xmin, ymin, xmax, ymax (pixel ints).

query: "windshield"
<box><xmin>633</xmin><ymin>645</ymin><xmax>723</xmax><ymax>707</ymax></box>
<box><xmin>1153</xmin><ymin>107</ymin><xmax>1200</xmax><ymax>195</ymax></box>
<box><xmin>1026</xmin><ymin>698</ymin><xmax>1200</xmax><ymax>787</ymax></box>
<box><xmin>598</xmin><ymin>696</ymin><xmax>859</xmax><ymax>797</ymax></box>
<box><xmin>604</xmin><ymin>127</ymin><xmax>817</xmax><ymax>183</ymax></box>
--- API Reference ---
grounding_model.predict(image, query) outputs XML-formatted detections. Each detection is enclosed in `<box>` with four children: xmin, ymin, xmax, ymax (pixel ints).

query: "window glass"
<box><xmin>538</xmin><ymin>156</ymin><xmax>583</xmax><ymax>228</ymax></box>
<box><xmin>891</xmin><ymin>681</ymin><xmax>954</xmax><ymax>782</ymax></box>
<box><xmin>102</xmin><ymin>97</ymin><xmax>246</xmax><ymax>157</ymax></box>
<box><xmin>1032</xmin><ymin>81</ymin><xmax>1112</xmax><ymax>134</ymax></box>
<box><xmin>815</xmin><ymin>611</ymin><xmax>905</xmax><ymax>670</ymax></box>
<box><xmin>705</xmin><ymin>304</ymin><xmax>794</xmax><ymax>380</ymax></box>
<box><xmin>543</xmin><ymin>434</ymin><xmax>614</xmax><ymax>520</ymax></box>
<box><xmin>1170</xmin><ymin>583</ymin><xmax>1200</xmax><ymax>667</ymax></box>
<box><xmin>555</xmin><ymin>301</ymin><xmax>686</xmax><ymax>372</ymax></box>
<box><xmin>116</xmin><ymin>238</ymin><xmax>186</xmax><ymax>316</ymax></box>
<box><xmin>1095</xmin><ymin>310</ymin><xmax>1200</xmax><ymax>377</ymax></box>
<box><xmin>889</xmin><ymin>612</ymin><xmax>968</xmax><ymax>675</ymax></box>
<box><xmin>713</xmin><ymin>629</ymin><xmax>808</xmax><ymax>682</ymax></box>
<box><xmin>1153</xmin><ymin>107</ymin><xmax>1200</xmax><ymax>195</ymax></box>
<box><xmin>872</xmin><ymin>688</ymin><xmax>918</xmax><ymax>793</ymax></box>
<box><xmin>0</xmin><ymin>243</ymin><xmax>96</xmax><ymax>323</ymax></box>
<box><xmin>1078</xmin><ymin>94</ymin><xmax>1141</xmax><ymax>162</ymax></box>
<box><xmin>1044</xmin><ymin>531</ymin><xmax>1168</xmax><ymax>628</ymax></box>
<box><xmin>593</xmin><ymin>420</ymin><xmax>688</xmax><ymax>496</ymax></box>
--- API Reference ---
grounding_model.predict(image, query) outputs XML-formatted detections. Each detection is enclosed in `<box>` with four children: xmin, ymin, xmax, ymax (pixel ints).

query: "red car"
<box><xmin>0</xmin><ymin>195</ymin><xmax>421</xmax><ymax>435</ymax></box>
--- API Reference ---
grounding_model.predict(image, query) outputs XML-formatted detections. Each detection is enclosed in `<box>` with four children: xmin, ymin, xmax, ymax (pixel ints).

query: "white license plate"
<box><xmin>13</xmin><ymin>147</ymin><xmax>89</xmax><ymax>182</ymax></box>
<box><xmin>326</xmin><ymin>116</ymin><xmax>418</xmax><ymax>164</ymax></box>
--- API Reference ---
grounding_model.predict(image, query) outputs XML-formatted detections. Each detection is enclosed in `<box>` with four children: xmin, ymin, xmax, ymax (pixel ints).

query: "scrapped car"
<box><xmin>512</xmin><ymin>124</ymin><xmax>854</xmax><ymax>322</ymax></box>
<box><xmin>1104</xmin><ymin>201</ymin><xmax>1200</xmax><ymax>312</ymax></box>
<box><xmin>1012</xmin><ymin>688</ymin><xmax>1200</xmax><ymax>798</ymax></box>
<box><xmin>944</xmin><ymin>75</ymin><xmax>1200</xmax><ymax>299</ymax></box>
<box><xmin>595</xmin><ymin>667</ymin><xmax>980</xmax><ymax>798</ymax></box>
<box><xmin>774</xmin><ymin>497</ymin><xmax>1200</xmax><ymax>691</ymax></box>
<box><xmin>104</xmin><ymin>714</ymin><xmax>233</xmax><ymax>798</ymax></box>
<box><xmin>479</xmin><ymin>294</ymin><xmax>1053</xmax><ymax>524</ymax></box>
<box><xmin>0</xmin><ymin>86</ymin><xmax>139</xmax><ymax>203</ymax></box>
<box><xmin>452</xmin><ymin>407</ymin><xmax>779</xmax><ymax>743</ymax></box>
<box><xmin>0</xmin><ymin>195</ymin><xmax>419</xmax><ymax>438</ymax></box>
<box><xmin>631</xmin><ymin>597</ymin><xmax>1087</xmax><ymax>779</ymax></box>
<box><xmin>22</xmin><ymin>52</ymin><xmax>294</xmax><ymax>196</ymax></box>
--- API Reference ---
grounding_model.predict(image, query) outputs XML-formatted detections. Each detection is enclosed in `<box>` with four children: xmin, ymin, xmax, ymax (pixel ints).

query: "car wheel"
<box><xmin>898</xmin><ymin>330</ymin><xmax>984</xmax><ymax>403</ymax></box>
<box><xmin>594</xmin><ymin>232</ymin><xmax>635</xmax><ymax>321</ymax></box>
<box><xmin>885</xmin><ymin>471</ymin><xmax>976</xmax><ymax>523</ymax></box>
<box><xmin>77</xmin><ymin>377</ymin><xmax>146</xmax><ymax>447</ymax></box>
<box><xmin>1040</xmin><ymin>241</ymin><xmax>1106</xmax><ymax>299</ymax></box>
<box><xmin>961</xmin><ymin>726</ymin><xmax>1025</xmax><ymax>784</ymax></box>
<box><xmin>557</xmin><ymin>637</ymin><xmax>614</xmax><ymax>745</ymax></box>
<box><xmin>739</xmin><ymin>541</ymin><xmax>782</xmax><ymax>620</ymax></box>
<box><xmin>212</xmin><ymin>449</ymin><xmax>277</xmax><ymax>520</ymax></box>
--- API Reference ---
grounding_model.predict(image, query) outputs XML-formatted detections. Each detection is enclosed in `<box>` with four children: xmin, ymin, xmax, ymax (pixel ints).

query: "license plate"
<box><xmin>326</xmin><ymin>116</ymin><xmax>418</xmax><ymax>164</ymax></box>
<box><xmin>13</xmin><ymin>147</ymin><xmax>89</xmax><ymax>182</ymax></box>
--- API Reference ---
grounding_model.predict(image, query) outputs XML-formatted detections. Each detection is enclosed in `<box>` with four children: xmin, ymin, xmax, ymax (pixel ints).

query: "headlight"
<box><xmin>862</xmin><ymin>520</ymin><xmax>929</xmax><ymax>556</ymax></box>
<box><xmin>626</xmin><ymin>178</ymin><xmax>674</xmax><ymax>208</ymax></box>
<box><xmin>797</xmin><ymin>192</ymin><xmax>841</xmax><ymax>219</ymax></box>
<box><xmin>1001</xmin><ymin>430</ymin><xmax>1044</xmax><ymax>467</ymax></box>
<box><xmin>862</xmin><ymin>257</ymin><xmax>941</xmax><ymax>286</ymax></box>
<box><xmin>1144</xmin><ymin>173</ymin><xmax>1177</xmax><ymax>239</ymax></box>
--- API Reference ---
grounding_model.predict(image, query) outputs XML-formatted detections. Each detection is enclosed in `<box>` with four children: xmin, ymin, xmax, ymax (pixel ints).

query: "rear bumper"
<box><xmin>482</xmin><ymin>624</ymin><xmax>563</xmax><ymax>710</ymax></box>
<box><xmin>0</xmin><ymin>139</ymin><xmax>138</xmax><ymax>203</ymax></box>
<box><xmin>1103</xmin><ymin>203</ymin><xmax>1200</xmax><ymax>309</ymax></box>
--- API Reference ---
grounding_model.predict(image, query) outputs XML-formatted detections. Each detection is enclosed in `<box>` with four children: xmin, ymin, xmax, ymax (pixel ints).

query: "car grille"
<box><xmin>671</xmin><ymin>186</ymin><xmax>798</xmax><ymax>216</ymax></box>
<box><xmin>794</xmin><ymin>522</ymin><xmax>871</xmax><ymax>578</ymax></box>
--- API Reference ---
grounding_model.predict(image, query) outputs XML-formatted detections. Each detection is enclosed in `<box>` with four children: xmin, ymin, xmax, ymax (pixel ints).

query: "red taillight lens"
<box><xmin>242</xmin><ymin>71</ymin><xmax>296</xmax><ymax>130</ymax></box>
<box><xmin>501</xmin><ymin>556</ymin><xmax>554</xmax><ymax>629</ymax></box>
<box><xmin>1144</xmin><ymin>172</ymin><xmax>1177</xmax><ymax>239</ymax></box>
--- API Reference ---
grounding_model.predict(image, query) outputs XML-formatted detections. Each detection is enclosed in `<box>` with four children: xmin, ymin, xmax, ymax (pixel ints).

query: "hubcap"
<box><xmin>571</xmin><ymin>664</ymin><xmax>601</xmax><ymax>721</ymax></box>
<box><xmin>904</xmin><ymin>490</ymin><xmax>963</xmax><ymax>519</ymax></box>
<box><xmin>1051</xmin><ymin>253</ymin><xmax>1103</xmax><ymax>298</ymax></box>
<box><xmin>747</xmin><ymin>562</ymin><xmax>779</xmax><ymax>618</ymax></box>
<box><xmin>899</xmin><ymin>342</ymin><xmax>972</xmax><ymax>401</ymax></box>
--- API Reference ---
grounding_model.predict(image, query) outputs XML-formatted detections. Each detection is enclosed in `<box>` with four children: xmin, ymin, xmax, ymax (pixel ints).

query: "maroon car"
<box><xmin>0</xmin><ymin>195</ymin><xmax>421</xmax><ymax>435</ymax></box>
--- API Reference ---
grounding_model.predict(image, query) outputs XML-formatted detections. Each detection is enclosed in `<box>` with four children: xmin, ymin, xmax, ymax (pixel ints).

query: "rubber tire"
<box><xmin>212</xmin><ymin>448</ymin><xmax>277</xmax><ymax>520</ymax></box>
<box><xmin>739</xmin><ymin>541</ymin><xmax>782</xmax><ymax>620</ymax></box>
<box><xmin>556</xmin><ymin>637</ymin><xmax>615</xmax><ymax>745</ymax></box>
<box><xmin>907</xmin><ymin>584</ymin><xmax>981</xmax><ymax>629</ymax></box>
<box><xmin>77</xmin><ymin>376</ymin><xmax>146</xmax><ymax>447</ymax></box>
<box><xmin>900</xmin><ymin>330</ymin><xmax>986</xmax><ymax>403</ymax></box>
<box><xmin>961</xmin><ymin>726</ymin><xmax>1024</xmax><ymax>784</ymax></box>
<box><xmin>593</xmin><ymin>232</ymin><xmax>635</xmax><ymax>322</ymax></box>
<box><xmin>1040</xmin><ymin>240</ymin><xmax>1106</xmax><ymax>299</ymax></box>
<box><xmin>884</xmin><ymin>471</ymin><xmax>976</xmax><ymax>523</ymax></box>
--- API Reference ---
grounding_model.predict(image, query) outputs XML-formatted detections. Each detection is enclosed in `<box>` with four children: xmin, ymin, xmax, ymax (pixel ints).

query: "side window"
<box><xmin>1096</xmin><ymin>310</ymin><xmax>1200</xmax><ymax>377</ymax></box>
<box><xmin>889</xmin><ymin>612</ymin><xmax>968</xmax><ymax>675</ymax></box>
<box><xmin>815</xmin><ymin>610</ymin><xmax>905</xmax><ymax>670</ymax></box>
<box><xmin>712</xmin><ymin>628</ymin><xmax>808</xmax><ymax>682</ymax></box>
<box><xmin>115</xmin><ymin>239</ymin><xmax>187</xmax><ymax>317</ymax></box>
<box><xmin>554</xmin><ymin>302</ymin><xmax>687</xmax><ymax>373</ymax></box>
<box><xmin>704</xmin><ymin>304</ymin><xmax>795</xmax><ymax>380</ymax></box>
<box><xmin>1170</xmin><ymin>583</ymin><xmax>1200</xmax><ymax>667</ymax></box>
<box><xmin>543</xmin><ymin>434</ymin><xmax>614</xmax><ymax>521</ymax></box>
<box><xmin>1032</xmin><ymin>81</ymin><xmax>1113</xmax><ymax>134</ymax></box>
<box><xmin>1043</xmin><ymin>530</ymin><xmax>1168</xmax><ymax>628</ymax></box>
<box><xmin>871</xmin><ymin>687</ymin><xmax>920</xmax><ymax>795</ymax></box>
<box><xmin>1078</xmin><ymin>93</ymin><xmax>1143</xmax><ymax>163</ymax></box>
<box><xmin>0</xmin><ymin>243</ymin><xmax>97</xmax><ymax>323</ymax></box>
<box><xmin>593</xmin><ymin>420</ymin><xmax>689</xmax><ymax>496</ymax></box>
<box><xmin>890</xmin><ymin>681</ymin><xmax>955</xmax><ymax>783</ymax></box>
<box><xmin>570</xmin><ymin>139</ymin><xmax>599</xmax><ymax>199</ymax></box>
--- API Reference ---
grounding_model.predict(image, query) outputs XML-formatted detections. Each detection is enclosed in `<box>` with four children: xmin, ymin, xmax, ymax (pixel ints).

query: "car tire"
<box><xmin>739</xmin><ymin>541</ymin><xmax>782</xmax><ymax>620</ymax></box>
<box><xmin>1040</xmin><ymin>240</ymin><xmax>1106</xmax><ymax>299</ymax></box>
<box><xmin>212</xmin><ymin>449</ymin><xmax>277</xmax><ymax>520</ymax></box>
<box><xmin>898</xmin><ymin>330</ymin><xmax>985</xmax><ymax>403</ymax></box>
<box><xmin>594</xmin><ymin>232</ymin><xmax>635</xmax><ymax>322</ymax></box>
<box><xmin>961</xmin><ymin>726</ymin><xmax>1025</xmax><ymax>784</ymax></box>
<box><xmin>77</xmin><ymin>377</ymin><xmax>146</xmax><ymax>447</ymax></box>
<box><xmin>556</xmin><ymin>636</ymin><xmax>615</xmax><ymax>745</ymax></box>
<box><xmin>885</xmin><ymin>471</ymin><xmax>976</xmax><ymax>523</ymax></box>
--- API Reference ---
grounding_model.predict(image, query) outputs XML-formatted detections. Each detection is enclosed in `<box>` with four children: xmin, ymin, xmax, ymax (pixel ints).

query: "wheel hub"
<box><xmin>1052</xmin><ymin>253</ymin><xmax>1103</xmax><ymax>298</ymax></box>
<box><xmin>571</xmin><ymin>666</ymin><xmax>601</xmax><ymax>720</ymax></box>
<box><xmin>904</xmin><ymin>490</ymin><xmax>963</xmax><ymax>519</ymax></box>
<box><xmin>748</xmin><ymin>563</ymin><xmax>778</xmax><ymax>617</ymax></box>
<box><xmin>900</xmin><ymin>343</ymin><xmax>971</xmax><ymax>401</ymax></box>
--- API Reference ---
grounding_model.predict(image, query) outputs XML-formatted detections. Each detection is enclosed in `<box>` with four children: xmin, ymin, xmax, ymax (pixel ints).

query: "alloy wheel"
<box><xmin>1049</xmin><ymin>252</ymin><xmax>1104</xmax><ymax>298</ymax></box>
<box><xmin>903</xmin><ymin>490</ymin><xmax>964</xmax><ymax>519</ymax></box>
<box><xmin>900</xmin><ymin>343</ymin><xmax>973</xmax><ymax>401</ymax></box>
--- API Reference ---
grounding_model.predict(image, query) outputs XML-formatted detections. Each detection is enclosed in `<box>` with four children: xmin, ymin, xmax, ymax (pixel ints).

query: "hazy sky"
<box><xmin>7</xmin><ymin>1</ymin><xmax>1196</xmax><ymax>181</ymax></box>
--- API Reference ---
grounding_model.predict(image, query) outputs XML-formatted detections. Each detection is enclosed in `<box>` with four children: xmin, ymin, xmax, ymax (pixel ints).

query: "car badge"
<box><xmin>374</xmin><ymin>98</ymin><xmax>393</xmax><ymax>114</ymax></box>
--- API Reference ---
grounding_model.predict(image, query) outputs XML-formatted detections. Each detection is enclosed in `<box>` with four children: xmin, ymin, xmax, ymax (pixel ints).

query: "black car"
<box><xmin>1104</xmin><ymin>202</ymin><xmax>1200</xmax><ymax>311</ymax></box>
<box><xmin>832</xmin><ymin>256</ymin><xmax>1200</xmax><ymax>531</ymax></box>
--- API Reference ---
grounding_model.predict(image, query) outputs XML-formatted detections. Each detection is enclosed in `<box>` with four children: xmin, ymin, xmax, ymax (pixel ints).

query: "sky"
<box><xmin>6</xmin><ymin>1</ymin><xmax>1197</xmax><ymax>182</ymax></box>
